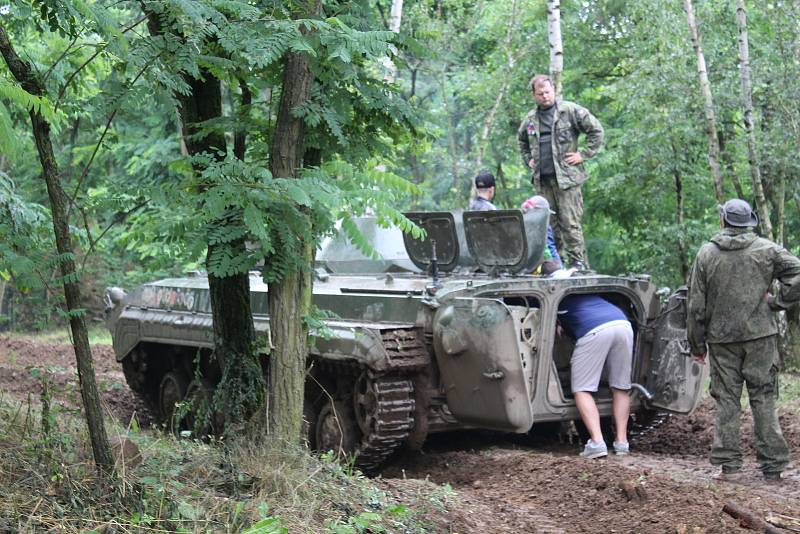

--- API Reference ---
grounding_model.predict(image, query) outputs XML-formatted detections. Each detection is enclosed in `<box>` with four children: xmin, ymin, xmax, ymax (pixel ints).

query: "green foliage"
<box><xmin>0</xmin><ymin>77</ymin><xmax>63</xmax><ymax>130</ymax></box>
<box><xmin>0</xmin><ymin>171</ymin><xmax>54</xmax><ymax>292</ymax></box>
<box><xmin>0</xmin><ymin>397</ymin><xmax>435</xmax><ymax>532</ymax></box>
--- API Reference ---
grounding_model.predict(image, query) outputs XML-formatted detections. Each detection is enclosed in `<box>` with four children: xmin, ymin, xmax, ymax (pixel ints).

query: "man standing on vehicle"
<box><xmin>468</xmin><ymin>170</ymin><xmax>497</xmax><ymax>211</ymax></box>
<box><xmin>517</xmin><ymin>75</ymin><xmax>603</xmax><ymax>269</ymax></box>
<box><xmin>687</xmin><ymin>199</ymin><xmax>800</xmax><ymax>483</ymax></box>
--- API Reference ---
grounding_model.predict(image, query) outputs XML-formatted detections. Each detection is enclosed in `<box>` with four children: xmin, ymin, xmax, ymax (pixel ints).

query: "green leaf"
<box><xmin>241</xmin><ymin>517</ymin><xmax>287</xmax><ymax>534</ymax></box>
<box><xmin>177</xmin><ymin>501</ymin><xmax>199</xmax><ymax>520</ymax></box>
<box><xmin>0</xmin><ymin>80</ymin><xmax>63</xmax><ymax>127</ymax></box>
<box><xmin>0</xmin><ymin>101</ymin><xmax>16</xmax><ymax>159</ymax></box>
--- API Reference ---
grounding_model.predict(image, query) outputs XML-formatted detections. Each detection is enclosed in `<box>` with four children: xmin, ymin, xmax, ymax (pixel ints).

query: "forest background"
<box><xmin>1</xmin><ymin>0</ymin><xmax>799</xmax><ymax>324</ymax></box>
<box><xmin>1</xmin><ymin>0</ymin><xmax>799</xmax><ymax>530</ymax></box>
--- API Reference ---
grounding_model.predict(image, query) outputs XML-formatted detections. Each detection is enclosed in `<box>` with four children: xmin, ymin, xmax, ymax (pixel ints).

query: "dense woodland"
<box><xmin>1</xmin><ymin>0</ymin><xmax>799</xmax><ymax>468</ymax></box>
<box><xmin>3</xmin><ymin>0</ymin><xmax>799</xmax><ymax>289</ymax></box>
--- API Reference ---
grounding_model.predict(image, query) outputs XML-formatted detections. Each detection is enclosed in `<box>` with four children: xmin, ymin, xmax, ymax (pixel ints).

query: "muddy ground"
<box><xmin>1</xmin><ymin>335</ymin><xmax>799</xmax><ymax>533</ymax></box>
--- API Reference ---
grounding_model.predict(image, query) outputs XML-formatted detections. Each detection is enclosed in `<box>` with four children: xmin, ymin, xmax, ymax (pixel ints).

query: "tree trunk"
<box><xmin>476</xmin><ymin>0</ymin><xmax>519</xmax><ymax>168</ymax></box>
<box><xmin>382</xmin><ymin>0</ymin><xmax>403</xmax><ymax>83</ymax></box>
<box><xmin>0</xmin><ymin>23</ymin><xmax>113</xmax><ymax>476</ymax></box>
<box><xmin>683</xmin><ymin>0</ymin><xmax>725</xmax><ymax>204</ymax></box>
<box><xmin>669</xmin><ymin>141</ymin><xmax>689</xmax><ymax>283</ymax></box>
<box><xmin>717</xmin><ymin>125</ymin><xmax>745</xmax><ymax>199</ymax></box>
<box><xmin>439</xmin><ymin>67</ymin><xmax>462</xmax><ymax>205</ymax></box>
<box><xmin>547</xmin><ymin>0</ymin><xmax>563</xmax><ymax>98</ymax></box>
<box><xmin>234</xmin><ymin>79</ymin><xmax>252</xmax><ymax>161</ymax></box>
<box><xmin>143</xmin><ymin>9</ymin><xmax>262</xmax><ymax>430</ymax></box>
<box><xmin>736</xmin><ymin>0</ymin><xmax>772</xmax><ymax>239</ymax></box>
<box><xmin>179</xmin><ymin>73</ymin><xmax>261</xmax><ymax>429</ymax></box>
<box><xmin>268</xmin><ymin>48</ymin><xmax>315</xmax><ymax>442</ymax></box>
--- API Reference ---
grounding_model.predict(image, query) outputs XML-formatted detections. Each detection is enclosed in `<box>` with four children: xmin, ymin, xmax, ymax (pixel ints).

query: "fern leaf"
<box><xmin>0</xmin><ymin>101</ymin><xmax>16</xmax><ymax>159</ymax></box>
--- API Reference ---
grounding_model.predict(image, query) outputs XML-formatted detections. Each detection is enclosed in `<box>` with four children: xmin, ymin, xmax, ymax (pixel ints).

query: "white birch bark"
<box><xmin>683</xmin><ymin>0</ymin><xmax>725</xmax><ymax>204</ymax></box>
<box><xmin>547</xmin><ymin>0</ymin><xmax>563</xmax><ymax>98</ymax></box>
<box><xmin>383</xmin><ymin>0</ymin><xmax>403</xmax><ymax>83</ymax></box>
<box><xmin>439</xmin><ymin>67</ymin><xmax>462</xmax><ymax>205</ymax></box>
<box><xmin>736</xmin><ymin>0</ymin><xmax>773</xmax><ymax>239</ymax></box>
<box><xmin>476</xmin><ymin>0</ymin><xmax>519</xmax><ymax>168</ymax></box>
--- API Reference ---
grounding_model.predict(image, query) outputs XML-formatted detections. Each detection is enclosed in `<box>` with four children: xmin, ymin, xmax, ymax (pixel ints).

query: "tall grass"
<box><xmin>0</xmin><ymin>393</ymin><xmax>434</xmax><ymax>533</ymax></box>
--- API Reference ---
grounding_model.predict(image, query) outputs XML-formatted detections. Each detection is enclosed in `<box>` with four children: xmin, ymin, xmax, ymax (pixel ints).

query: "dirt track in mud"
<box><xmin>1</xmin><ymin>334</ymin><xmax>799</xmax><ymax>534</ymax></box>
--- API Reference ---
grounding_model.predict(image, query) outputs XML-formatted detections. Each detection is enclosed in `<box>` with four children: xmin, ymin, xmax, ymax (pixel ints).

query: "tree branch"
<box><xmin>54</xmin><ymin>15</ymin><xmax>148</xmax><ymax>113</ymax></box>
<box><xmin>79</xmin><ymin>200</ymin><xmax>148</xmax><ymax>272</ymax></box>
<box><xmin>66</xmin><ymin>56</ymin><xmax>156</xmax><ymax>222</ymax></box>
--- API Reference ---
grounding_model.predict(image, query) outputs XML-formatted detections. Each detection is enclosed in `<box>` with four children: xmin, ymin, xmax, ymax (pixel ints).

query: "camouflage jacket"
<box><xmin>687</xmin><ymin>227</ymin><xmax>800</xmax><ymax>353</ymax></box>
<box><xmin>517</xmin><ymin>100</ymin><xmax>604</xmax><ymax>190</ymax></box>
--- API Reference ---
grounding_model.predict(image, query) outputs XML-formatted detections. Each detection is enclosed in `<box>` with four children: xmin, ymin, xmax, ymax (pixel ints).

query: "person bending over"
<box><xmin>557</xmin><ymin>293</ymin><xmax>633</xmax><ymax>458</ymax></box>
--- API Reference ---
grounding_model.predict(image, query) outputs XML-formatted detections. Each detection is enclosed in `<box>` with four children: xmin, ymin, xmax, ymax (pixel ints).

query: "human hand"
<box><xmin>528</xmin><ymin>158</ymin><xmax>536</xmax><ymax>169</ymax></box>
<box><xmin>565</xmin><ymin>152</ymin><xmax>583</xmax><ymax>165</ymax></box>
<box><xmin>692</xmin><ymin>352</ymin><xmax>707</xmax><ymax>364</ymax></box>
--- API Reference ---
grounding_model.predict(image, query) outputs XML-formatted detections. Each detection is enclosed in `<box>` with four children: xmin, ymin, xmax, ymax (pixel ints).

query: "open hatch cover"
<box><xmin>463</xmin><ymin>208</ymin><xmax>548</xmax><ymax>274</ymax></box>
<box><xmin>402</xmin><ymin>211</ymin><xmax>461</xmax><ymax>272</ymax></box>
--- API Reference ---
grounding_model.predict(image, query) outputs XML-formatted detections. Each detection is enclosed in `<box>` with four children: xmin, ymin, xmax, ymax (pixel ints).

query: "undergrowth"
<box><xmin>0</xmin><ymin>395</ymin><xmax>435</xmax><ymax>533</ymax></box>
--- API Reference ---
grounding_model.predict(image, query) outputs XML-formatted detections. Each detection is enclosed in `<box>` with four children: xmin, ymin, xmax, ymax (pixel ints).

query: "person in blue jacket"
<box><xmin>557</xmin><ymin>293</ymin><xmax>633</xmax><ymax>458</ymax></box>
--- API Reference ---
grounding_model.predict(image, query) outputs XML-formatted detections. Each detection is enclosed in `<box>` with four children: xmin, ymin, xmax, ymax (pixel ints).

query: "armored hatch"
<box><xmin>463</xmin><ymin>208</ymin><xmax>548</xmax><ymax>274</ymax></box>
<box><xmin>402</xmin><ymin>207</ymin><xmax>549</xmax><ymax>274</ymax></box>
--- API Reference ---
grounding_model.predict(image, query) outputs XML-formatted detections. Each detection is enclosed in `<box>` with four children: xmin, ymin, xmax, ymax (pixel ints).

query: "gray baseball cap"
<box><xmin>720</xmin><ymin>199</ymin><xmax>758</xmax><ymax>227</ymax></box>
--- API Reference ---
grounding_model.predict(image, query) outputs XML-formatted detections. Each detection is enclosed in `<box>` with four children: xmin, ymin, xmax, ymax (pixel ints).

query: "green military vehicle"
<box><xmin>105</xmin><ymin>208</ymin><xmax>705</xmax><ymax>470</ymax></box>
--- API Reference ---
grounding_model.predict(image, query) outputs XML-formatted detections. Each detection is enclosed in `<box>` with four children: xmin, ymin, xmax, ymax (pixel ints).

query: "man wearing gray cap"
<box><xmin>687</xmin><ymin>199</ymin><xmax>800</xmax><ymax>483</ymax></box>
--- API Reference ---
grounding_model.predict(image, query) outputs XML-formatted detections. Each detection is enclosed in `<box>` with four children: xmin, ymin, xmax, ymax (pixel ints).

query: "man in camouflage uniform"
<box><xmin>517</xmin><ymin>74</ymin><xmax>603</xmax><ymax>268</ymax></box>
<box><xmin>687</xmin><ymin>199</ymin><xmax>800</xmax><ymax>483</ymax></box>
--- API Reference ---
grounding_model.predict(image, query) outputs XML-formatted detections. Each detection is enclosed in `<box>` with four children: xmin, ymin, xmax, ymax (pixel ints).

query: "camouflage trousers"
<box><xmin>708</xmin><ymin>336</ymin><xmax>789</xmax><ymax>474</ymax></box>
<box><xmin>538</xmin><ymin>181</ymin><xmax>588</xmax><ymax>268</ymax></box>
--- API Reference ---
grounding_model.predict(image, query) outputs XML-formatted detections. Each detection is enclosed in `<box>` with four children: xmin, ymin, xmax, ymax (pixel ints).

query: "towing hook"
<box><xmin>630</xmin><ymin>382</ymin><xmax>654</xmax><ymax>401</ymax></box>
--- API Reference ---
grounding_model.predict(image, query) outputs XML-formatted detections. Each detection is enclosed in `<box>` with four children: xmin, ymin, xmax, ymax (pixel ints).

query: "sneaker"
<box><xmin>613</xmin><ymin>441</ymin><xmax>630</xmax><ymax>455</ymax></box>
<box><xmin>763</xmin><ymin>472</ymin><xmax>783</xmax><ymax>484</ymax></box>
<box><xmin>579</xmin><ymin>439</ymin><xmax>608</xmax><ymax>459</ymax></box>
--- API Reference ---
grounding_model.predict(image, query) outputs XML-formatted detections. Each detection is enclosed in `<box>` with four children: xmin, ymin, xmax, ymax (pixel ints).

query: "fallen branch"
<box><xmin>766</xmin><ymin>511</ymin><xmax>800</xmax><ymax>533</ymax></box>
<box><xmin>723</xmin><ymin>501</ymin><xmax>783</xmax><ymax>534</ymax></box>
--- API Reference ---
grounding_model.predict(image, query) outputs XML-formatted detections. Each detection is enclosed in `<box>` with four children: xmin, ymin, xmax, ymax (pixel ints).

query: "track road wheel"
<box><xmin>353</xmin><ymin>371</ymin><xmax>379</xmax><ymax>435</ymax></box>
<box><xmin>302</xmin><ymin>400</ymin><xmax>317</xmax><ymax>450</ymax></box>
<box><xmin>185</xmin><ymin>378</ymin><xmax>222</xmax><ymax>438</ymax></box>
<box><xmin>159</xmin><ymin>371</ymin><xmax>189</xmax><ymax>433</ymax></box>
<box><xmin>315</xmin><ymin>400</ymin><xmax>359</xmax><ymax>461</ymax></box>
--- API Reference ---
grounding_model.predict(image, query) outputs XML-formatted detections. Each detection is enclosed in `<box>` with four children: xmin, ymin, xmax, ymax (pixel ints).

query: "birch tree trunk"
<box><xmin>683</xmin><ymin>0</ymin><xmax>725</xmax><ymax>204</ymax></box>
<box><xmin>736</xmin><ymin>0</ymin><xmax>773</xmax><ymax>239</ymax></box>
<box><xmin>0</xmin><ymin>23</ymin><xmax>113</xmax><ymax>476</ymax></box>
<box><xmin>476</xmin><ymin>0</ymin><xmax>519</xmax><ymax>168</ymax></box>
<box><xmin>547</xmin><ymin>0</ymin><xmax>563</xmax><ymax>98</ymax></box>
<box><xmin>383</xmin><ymin>0</ymin><xmax>403</xmax><ymax>83</ymax></box>
<box><xmin>439</xmin><ymin>67</ymin><xmax>462</xmax><ymax>205</ymax></box>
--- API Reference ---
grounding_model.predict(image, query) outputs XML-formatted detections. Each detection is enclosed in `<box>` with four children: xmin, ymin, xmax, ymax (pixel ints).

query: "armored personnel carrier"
<box><xmin>106</xmin><ymin>208</ymin><xmax>705</xmax><ymax>470</ymax></box>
